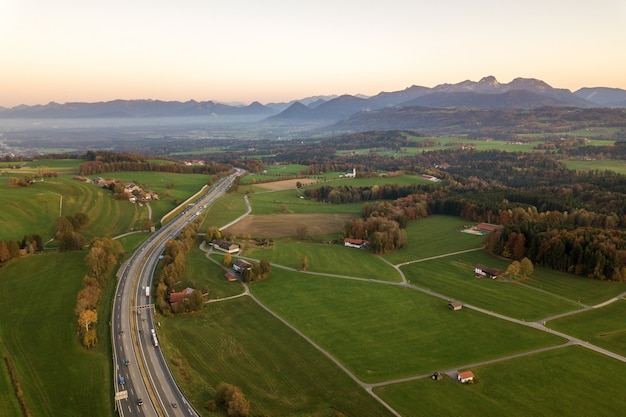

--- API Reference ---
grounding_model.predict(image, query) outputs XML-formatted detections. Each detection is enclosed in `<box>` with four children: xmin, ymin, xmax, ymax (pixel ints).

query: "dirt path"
<box><xmin>193</xmin><ymin>203</ymin><xmax>626</xmax><ymax>416</ymax></box>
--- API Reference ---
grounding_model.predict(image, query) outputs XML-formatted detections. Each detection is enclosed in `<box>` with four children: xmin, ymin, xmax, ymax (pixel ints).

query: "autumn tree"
<box><xmin>520</xmin><ymin>257</ymin><xmax>534</xmax><ymax>277</ymax></box>
<box><xmin>223</xmin><ymin>252</ymin><xmax>232</xmax><ymax>266</ymax></box>
<box><xmin>300</xmin><ymin>255</ymin><xmax>309</xmax><ymax>271</ymax></box>
<box><xmin>296</xmin><ymin>224</ymin><xmax>308</xmax><ymax>240</ymax></box>
<box><xmin>141</xmin><ymin>217</ymin><xmax>154</xmax><ymax>231</ymax></box>
<box><xmin>77</xmin><ymin>309</ymin><xmax>98</xmax><ymax>349</ymax></box>
<box><xmin>215</xmin><ymin>382</ymin><xmax>249</xmax><ymax>417</ymax></box>
<box><xmin>205</xmin><ymin>226</ymin><xmax>222</xmax><ymax>242</ymax></box>
<box><xmin>505</xmin><ymin>261</ymin><xmax>521</xmax><ymax>280</ymax></box>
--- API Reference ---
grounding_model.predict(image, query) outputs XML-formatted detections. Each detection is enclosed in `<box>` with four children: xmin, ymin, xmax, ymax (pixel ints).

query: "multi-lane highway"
<box><xmin>112</xmin><ymin>171</ymin><xmax>240</xmax><ymax>416</ymax></box>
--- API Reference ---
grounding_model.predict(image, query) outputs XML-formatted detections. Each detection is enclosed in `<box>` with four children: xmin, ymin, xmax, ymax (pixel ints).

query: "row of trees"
<box><xmin>0</xmin><ymin>235</ymin><xmax>44</xmax><ymax>266</ymax></box>
<box><xmin>55</xmin><ymin>212</ymin><xmax>89</xmax><ymax>251</ymax></box>
<box><xmin>75</xmin><ymin>237</ymin><xmax>124</xmax><ymax>348</ymax></box>
<box><xmin>154</xmin><ymin>221</ymin><xmax>203</xmax><ymax>315</ymax></box>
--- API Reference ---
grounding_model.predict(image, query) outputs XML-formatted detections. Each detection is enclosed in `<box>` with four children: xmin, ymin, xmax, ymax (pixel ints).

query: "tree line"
<box><xmin>76</xmin><ymin>237</ymin><xmax>124</xmax><ymax>348</ymax></box>
<box><xmin>155</xmin><ymin>222</ymin><xmax>205</xmax><ymax>315</ymax></box>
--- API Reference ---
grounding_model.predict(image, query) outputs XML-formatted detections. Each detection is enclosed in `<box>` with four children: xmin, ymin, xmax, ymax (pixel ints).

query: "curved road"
<box><xmin>112</xmin><ymin>171</ymin><xmax>241</xmax><ymax>417</ymax></box>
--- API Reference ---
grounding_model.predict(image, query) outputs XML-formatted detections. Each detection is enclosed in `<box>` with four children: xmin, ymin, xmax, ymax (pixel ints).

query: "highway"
<box><xmin>112</xmin><ymin>171</ymin><xmax>240</xmax><ymax>416</ymax></box>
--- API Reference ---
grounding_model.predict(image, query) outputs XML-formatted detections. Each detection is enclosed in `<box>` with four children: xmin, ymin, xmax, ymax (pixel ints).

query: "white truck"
<box><xmin>145</xmin><ymin>286</ymin><xmax>150</xmax><ymax>297</ymax></box>
<box><xmin>151</xmin><ymin>328</ymin><xmax>159</xmax><ymax>347</ymax></box>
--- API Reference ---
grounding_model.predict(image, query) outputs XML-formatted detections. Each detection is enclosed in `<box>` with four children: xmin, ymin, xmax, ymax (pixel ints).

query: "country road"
<box><xmin>195</xmin><ymin>212</ymin><xmax>626</xmax><ymax>417</ymax></box>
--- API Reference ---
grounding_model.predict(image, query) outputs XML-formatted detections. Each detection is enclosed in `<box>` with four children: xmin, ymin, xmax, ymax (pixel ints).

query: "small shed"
<box><xmin>448</xmin><ymin>300</ymin><xmax>463</xmax><ymax>311</ymax></box>
<box><xmin>233</xmin><ymin>259</ymin><xmax>253</xmax><ymax>273</ymax></box>
<box><xmin>457</xmin><ymin>371</ymin><xmax>475</xmax><ymax>383</ymax></box>
<box><xmin>224</xmin><ymin>272</ymin><xmax>238</xmax><ymax>281</ymax></box>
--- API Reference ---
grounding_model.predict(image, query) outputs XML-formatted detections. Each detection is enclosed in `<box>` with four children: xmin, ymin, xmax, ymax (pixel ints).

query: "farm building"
<box><xmin>457</xmin><ymin>371</ymin><xmax>475</xmax><ymax>383</ymax></box>
<box><xmin>224</xmin><ymin>272</ymin><xmax>238</xmax><ymax>281</ymax></box>
<box><xmin>210</xmin><ymin>239</ymin><xmax>240</xmax><ymax>253</ymax></box>
<box><xmin>475</xmin><ymin>223</ymin><xmax>503</xmax><ymax>233</ymax></box>
<box><xmin>344</xmin><ymin>168</ymin><xmax>356</xmax><ymax>178</ymax></box>
<box><xmin>420</xmin><ymin>174</ymin><xmax>441</xmax><ymax>182</ymax></box>
<box><xmin>474</xmin><ymin>264</ymin><xmax>505</xmax><ymax>279</ymax></box>
<box><xmin>233</xmin><ymin>259</ymin><xmax>253</xmax><ymax>273</ymax></box>
<box><xmin>168</xmin><ymin>287</ymin><xmax>194</xmax><ymax>306</ymax></box>
<box><xmin>448</xmin><ymin>300</ymin><xmax>463</xmax><ymax>311</ymax></box>
<box><xmin>344</xmin><ymin>238</ymin><xmax>368</xmax><ymax>249</ymax></box>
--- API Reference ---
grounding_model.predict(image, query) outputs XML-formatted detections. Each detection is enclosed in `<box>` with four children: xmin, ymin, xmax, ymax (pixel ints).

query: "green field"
<box><xmin>199</xmin><ymin>191</ymin><xmax>249</xmax><ymax>230</ymax></box>
<box><xmin>181</xmin><ymin>243</ymin><xmax>245</xmax><ymax>299</ymax></box>
<box><xmin>382</xmin><ymin>215</ymin><xmax>484</xmax><ymax>264</ymax></box>
<box><xmin>0</xmin><ymin>158</ymin><xmax>84</xmax><ymax>173</ymax></box>
<box><xmin>515</xmin><ymin>269</ymin><xmax>626</xmax><ymax>306</ymax></box>
<box><xmin>247</xmin><ymin>189</ymin><xmax>365</xmax><ymax>215</ymax></box>
<box><xmin>0</xmin><ymin>253</ymin><xmax>114</xmax><ymax>417</ymax></box>
<box><xmin>158</xmin><ymin>297</ymin><xmax>394</xmax><ymax>417</ymax></box>
<box><xmin>92</xmin><ymin>171</ymin><xmax>212</xmax><ymax>223</ymax></box>
<box><xmin>375</xmin><ymin>345</ymin><xmax>626</xmax><ymax>417</ymax></box>
<box><xmin>0</xmin><ymin>175</ymin><xmax>140</xmax><ymax>241</ymax></box>
<box><xmin>250</xmin><ymin>269</ymin><xmax>563</xmax><ymax>383</ymax></box>
<box><xmin>401</xmin><ymin>251</ymin><xmax>582</xmax><ymax>321</ymax></box>
<box><xmin>239</xmin><ymin>164</ymin><xmax>310</xmax><ymax>184</ymax></box>
<box><xmin>244</xmin><ymin>239</ymin><xmax>402</xmax><ymax>281</ymax></box>
<box><xmin>562</xmin><ymin>159</ymin><xmax>626</xmax><ymax>174</ymax></box>
<box><xmin>549</xmin><ymin>299</ymin><xmax>626</xmax><ymax>357</ymax></box>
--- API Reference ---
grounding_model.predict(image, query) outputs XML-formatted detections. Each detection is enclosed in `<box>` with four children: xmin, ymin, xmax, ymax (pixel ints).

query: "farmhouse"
<box><xmin>474</xmin><ymin>264</ymin><xmax>505</xmax><ymax>279</ymax></box>
<box><xmin>448</xmin><ymin>300</ymin><xmax>463</xmax><ymax>311</ymax></box>
<box><xmin>476</xmin><ymin>223</ymin><xmax>503</xmax><ymax>233</ymax></box>
<box><xmin>457</xmin><ymin>371</ymin><xmax>475</xmax><ymax>383</ymax></box>
<box><xmin>344</xmin><ymin>168</ymin><xmax>356</xmax><ymax>178</ymax></box>
<box><xmin>210</xmin><ymin>239</ymin><xmax>240</xmax><ymax>253</ymax></box>
<box><xmin>168</xmin><ymin>287</ymin><xmax>194</xmax><ymax>306</ymax></box>
<box><xmin>344</xmin><ymin>238</ymin><xmax>368</xmax><ymax>249</ymax></box>
<box><xmin>420</xmin><ymin>174</ymin><xmax>441</xmax><ymax>182</ymax></box>
<box><xmin>233</xmin><ymin>259</ymin><xmax>253</xmax><ymax>273</ymax></box>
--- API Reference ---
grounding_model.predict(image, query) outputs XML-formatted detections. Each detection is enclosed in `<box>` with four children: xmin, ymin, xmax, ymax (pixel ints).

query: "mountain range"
<box><xmin>1</xmin><ymin>76</ymin><xmax>626</xmax><ymax>123</ymax></box>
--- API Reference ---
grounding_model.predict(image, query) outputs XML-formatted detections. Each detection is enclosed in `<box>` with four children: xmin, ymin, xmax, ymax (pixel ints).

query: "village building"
<box><xmin>168</xmin><ymin>287</ymin><xmax>194</xmax><ymax>306</ymax></box>
<box><xmin>420</xmin><ymin>174</ymin><xmax>441</xmax><ymax>182</ymax></box>
<box><xmin>210</xmin><ymin>239</ymin><xmax>240</xmax><ymax>253</ymax></box>
<box><xmin>474</xmin><ymin>264</ymin><xmax>505</xmax><ymax>279</ymax></box>
<box><xmin>344</xmin><ymin>238</ymin><xmax>369</xmax><ymax>249</ymax></box>
<box><xmin>448</xmin><ymin>300</ymin><xmax>463</xmax><ymax>311</ymax></box>
<box><xmin>224</xmin><ymin>271</ymin><xmax>238</xmax><ymax>281</ymax></box>
<box><xmin>457</xmin><ymin>371</ymin><xmax>475</xmax><ymax>384</ymax></box>
<box><xmin>344</xmin><ymin>168</ymin><xmax>356</xmax><ymax>178</ymax></box>
<box><xmin>475</xmin><ymin>223</ymin><xmax>503</xmax><ymax>234</ymax></box>
<box><xmin>233</xmin><ymin>259</ymin><xmax>253</xmax><ymax>273</ymax></box>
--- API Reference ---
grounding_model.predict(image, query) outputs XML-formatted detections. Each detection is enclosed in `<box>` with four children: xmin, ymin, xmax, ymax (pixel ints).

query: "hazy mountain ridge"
<box><xmin>2</xmin><ymin>77</ymin><xmax>626</xmax><ymax>120</ymax></box>
<box><xmin>0</xmin><ymin>99</ymin><xmax>276</xmax><ymax>119</ymax></box>
<box><xmin>266</xmin><ymin>76</ymin><xmax>608</xmax><ymax>124</ymax></box>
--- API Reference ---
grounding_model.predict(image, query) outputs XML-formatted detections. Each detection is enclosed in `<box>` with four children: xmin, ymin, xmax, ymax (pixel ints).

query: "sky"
<box><xmin>2</xmin><ymin>0</ymin><xmax>626</xmax><ymax>107</ymax></box>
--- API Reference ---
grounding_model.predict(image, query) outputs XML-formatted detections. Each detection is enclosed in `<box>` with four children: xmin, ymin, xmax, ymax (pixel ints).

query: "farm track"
<box><xmin>196</xmin><ymin>221</ymin><xmax>626</xmax><ymax>417</ymax></box>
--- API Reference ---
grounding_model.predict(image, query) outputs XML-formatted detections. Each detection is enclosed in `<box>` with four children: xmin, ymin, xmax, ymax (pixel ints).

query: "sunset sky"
<box><xmin>2</xmin><ymin>0</ymin><xmax>625</xmax><ymax>107</ymax></box>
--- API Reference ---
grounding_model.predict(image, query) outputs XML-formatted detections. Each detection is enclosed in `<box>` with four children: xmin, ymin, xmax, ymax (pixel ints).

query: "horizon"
<box><xmin>2</xmin><ymin>0</ymin><xmax>625</xmax><ymax>108</ymax></box>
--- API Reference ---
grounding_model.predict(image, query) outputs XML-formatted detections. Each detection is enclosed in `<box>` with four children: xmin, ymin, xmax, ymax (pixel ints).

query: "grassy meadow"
<box><xmin>199</xmin><ymin>191</ymin><xmax>249</xmax><ymax>230</ymax></box>
<box><xmin>158</xmin><ymin>297</ymin><xmax>394</xmax><ymax>417</ymax></box>
<box><xmin>249</xmin><ymin>268</ymin><xmax>564</xmax><ymax>383</ymax></box>
<box><xmin>247</xmin><ymin>188</ymin><xmax>365</xmax><ymax>216</ymax></box>
<box><xmin>375</xmin><ymin>345</ymin><xmax>626</xmax><ymax>417</ymax></box>
<box><xmin>243</xmin><ymin>239</ymin><xmax>402</xmax><ymax>282</ymax></box>
<box><xmin>562</xmin><ymin>159</ymin><xmax>626</xmax><ymax>174</ymax></box>
<box><xmin>0</xmin><ymin>175</ymin><xmax>139</xmax><ymax>242</ymax></box>
<box><xmin>382</xmin><ymin>215</ymin><xmax>484</xmax><ymax>264</ymax></box>
<box><xmin>401</xmin><ymin>251</ymin><xmax>582</xmax><ymax>321</ymax></box>
<box><xmin>0</xmin><ymin>252</ymin><xmax>114</xmax><ymax>417</ymax></box>
<box><xmin>549</xmin><ymin>299</ymin><xmax>626</xmax><ymax>357</ymax></box>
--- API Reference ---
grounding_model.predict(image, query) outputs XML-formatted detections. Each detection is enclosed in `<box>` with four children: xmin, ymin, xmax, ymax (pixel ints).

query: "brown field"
<box><xmin>254</xmin><ymin>178</ymin><xmax>317</xmax><ymax>191</ymax></box>
<box><xmin>222</xmin><ymin>213</ymin><xmax>354</xmax><ymax>238</ymax></box>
